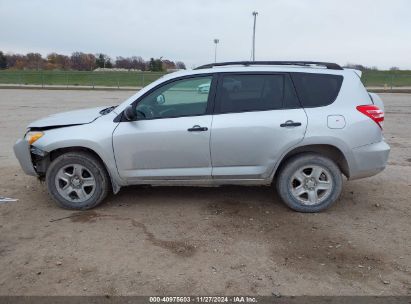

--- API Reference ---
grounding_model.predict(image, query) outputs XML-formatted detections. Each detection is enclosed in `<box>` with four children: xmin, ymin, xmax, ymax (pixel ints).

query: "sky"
<box><xmin>1</xmin><ymin>0</ymin><xmax>410</xmax><ymax>69</ymax></box>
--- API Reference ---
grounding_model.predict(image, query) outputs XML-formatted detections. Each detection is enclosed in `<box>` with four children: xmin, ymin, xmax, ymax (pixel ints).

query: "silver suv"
<box><xmin>14</xmin><ymin>61</ymin><xmax>390</xmax><ymax>212</ymax></box>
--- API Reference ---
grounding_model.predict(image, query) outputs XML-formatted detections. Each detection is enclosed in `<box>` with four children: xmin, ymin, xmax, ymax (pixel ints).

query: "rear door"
<box><xmin>210</xmin><ymin>73</ymin><xmax>307</xmax><ymax>180</ymax></box>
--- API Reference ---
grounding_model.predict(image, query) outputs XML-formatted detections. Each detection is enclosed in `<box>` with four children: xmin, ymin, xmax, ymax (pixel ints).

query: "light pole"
<box><xmin>252</xmin><ymin>11</ymin><xmax>258</xmax><ymax>61</ymax></box>
<box><xmin>213</xmin><ymin>39</ymin><xmax>219</xmax><ymax>63</ymax></box>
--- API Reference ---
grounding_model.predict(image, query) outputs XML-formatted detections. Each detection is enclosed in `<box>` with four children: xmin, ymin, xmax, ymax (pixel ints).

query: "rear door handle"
<box><xmin>280</xmin><ymin>120</ymin><xmax>302</xmax><ymax>127</ymax></box>
<box><xmin>187</xmin><ymin>125</ymin><xmax>208</xmax><ymax>132</ymax></box>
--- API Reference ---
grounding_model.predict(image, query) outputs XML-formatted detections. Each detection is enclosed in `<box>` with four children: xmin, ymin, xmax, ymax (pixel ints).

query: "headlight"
<box><xmin>25</xmin><ymin>131</ymin><xmax>44</xmax><ymax>145</ymax></box>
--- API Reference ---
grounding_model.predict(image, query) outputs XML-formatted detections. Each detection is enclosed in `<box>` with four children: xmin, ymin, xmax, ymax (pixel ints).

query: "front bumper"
<box><xmin>349</xmin><ymin>140</ymin><xmax>390</xmax><ymax>180</ymax></box>
<box><xmin>13</xmin><ymin>139</ymin><xmax>37</xmax><ymax>176</ymax></box>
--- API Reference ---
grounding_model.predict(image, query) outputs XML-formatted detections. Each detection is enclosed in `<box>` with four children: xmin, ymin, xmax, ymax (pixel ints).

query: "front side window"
<box><xmin>215</xmin><ymin>74</ymin><xmax>299</xmax><ymax>114</ymax></box>
<box><xmin>135</xmin><ymin>76</ymin><xmax>212</xmax><ymax>119</ymax></box>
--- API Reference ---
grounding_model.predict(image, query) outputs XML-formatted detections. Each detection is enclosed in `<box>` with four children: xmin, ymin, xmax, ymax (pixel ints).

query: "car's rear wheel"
<box><xmin>276</xmin><ymin>153</ymin><xmax>342</xmax><ymax>212</ymax></box>
<box><xmin>46</xmin><ymin>152</ymin><xmax>110</xmax><ymax>210</ymax></box>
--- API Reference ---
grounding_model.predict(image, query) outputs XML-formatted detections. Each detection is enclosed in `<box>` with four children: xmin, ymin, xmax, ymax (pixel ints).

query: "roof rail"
<box><xmin>195</xmin><ymin>61</ymin><xmax>343</xmax><ymax>70</ymax></box>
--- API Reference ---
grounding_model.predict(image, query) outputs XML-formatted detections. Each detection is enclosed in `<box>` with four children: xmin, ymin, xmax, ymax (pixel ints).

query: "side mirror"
<box><xmin>123</xmin><ymin>105</ymin><xmax>136</xmax><ymax>121</ymax></box>
<box><xmin>156</xmin><ymin>94</ymin><xmax>165</xmax><ymax>105</ymax></box>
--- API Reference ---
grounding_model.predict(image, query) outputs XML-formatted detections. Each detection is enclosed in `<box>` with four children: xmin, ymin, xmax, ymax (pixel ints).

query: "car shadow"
<box><xmin>109</xmin><ymin>184</ymin><xmax>285</xmax><ymax>209</ymax></box>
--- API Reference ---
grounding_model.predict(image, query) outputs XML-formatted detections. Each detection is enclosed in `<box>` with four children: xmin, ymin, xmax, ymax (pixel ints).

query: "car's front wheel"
<box><xmin>46</xmin><ymin>152</ymin><xmax>110</xmax><ymax>210</ymax></box>
<box><xmin>276</xmin><ymin>153</ymin><xmax>342</xmax><ymax>212</ymax></box>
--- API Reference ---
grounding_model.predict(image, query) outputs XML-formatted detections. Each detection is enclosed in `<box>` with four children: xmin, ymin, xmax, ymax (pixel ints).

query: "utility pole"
<box><xmin>213</xmin><ymin>39</ymin><xmax>219</xmax><ymax>63</ymax></box>
<box><xmin>252</xmin><ymin>11</ymin><xmax>258</xmax><ymax>61</ymax></box>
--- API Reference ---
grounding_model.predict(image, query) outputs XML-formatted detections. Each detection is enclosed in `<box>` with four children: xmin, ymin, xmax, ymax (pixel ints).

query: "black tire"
<box><xmin>276</xmin><ymin>153</ymin><xmax>342</xmax><ymax>213</ymax></box>
<box><xmin>46</xmin><ymin>152</ymin><xmax>110</xmax><ymax>210</ymax></box>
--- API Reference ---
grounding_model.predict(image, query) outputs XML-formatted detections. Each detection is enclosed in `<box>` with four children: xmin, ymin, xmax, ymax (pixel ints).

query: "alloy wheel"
<box><xmin>289</xmin><ymin>165</ymin><xmax>333</xmax><ymax>205</ymax></box>
<box><xmin>55</xmin><ymin>164</ymin><xmax>96</xmax><ymax>203</ymax></box>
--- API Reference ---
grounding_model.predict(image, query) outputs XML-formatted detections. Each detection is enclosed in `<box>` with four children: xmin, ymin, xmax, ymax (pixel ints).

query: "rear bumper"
<box><xmin>13</xmin><ymin>139</ymin><xmax>37</xmax><ymax>176</ymax></box>
<box><xmin>349</xmin><ymin>140</ymin><xmax>390</xmax><ymax>180</ymax></box>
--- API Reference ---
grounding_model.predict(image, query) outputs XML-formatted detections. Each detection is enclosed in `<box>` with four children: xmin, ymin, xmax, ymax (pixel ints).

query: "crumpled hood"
<box><xmin>28</xmin><ymin>106</ymin><xmax>107</xmax><ymax>129</ymax></box>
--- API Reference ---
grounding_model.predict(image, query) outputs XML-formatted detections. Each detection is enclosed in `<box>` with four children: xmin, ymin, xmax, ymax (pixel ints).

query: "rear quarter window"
<box><xmin>291</xmin><ymin>73</ymin><xmax>343</xmax><ymax>107</ymax></box>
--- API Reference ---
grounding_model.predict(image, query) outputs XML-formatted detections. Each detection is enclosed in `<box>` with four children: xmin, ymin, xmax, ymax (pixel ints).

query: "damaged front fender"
<box><xmin>14</xmin><ymin>110</ymin><xmax>123</xmax><ymax>195</ymax></box>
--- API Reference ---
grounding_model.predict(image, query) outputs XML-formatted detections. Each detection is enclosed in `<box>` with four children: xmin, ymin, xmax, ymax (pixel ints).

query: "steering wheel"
<box><xmin>136</xmin><ymin>104</ymin><xmax>156</xmax><ymax>119</ymax></box>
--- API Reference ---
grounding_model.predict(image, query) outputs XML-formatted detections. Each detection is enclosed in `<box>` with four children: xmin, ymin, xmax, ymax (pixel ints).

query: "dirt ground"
<box><xmin>0</xmin><ymin>89</ymin><xmax>410</xmax><ymax>296</ymax></box>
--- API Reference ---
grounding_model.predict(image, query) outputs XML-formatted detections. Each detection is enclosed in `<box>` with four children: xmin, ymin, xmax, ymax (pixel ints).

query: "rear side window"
<box><xmin>291</xmin><ymin>73</ymin><xmax>343</xmax><ymax>107</ymax></box>
<box><xmin>215</xmin><ymin>74</ymin><xmax>300</xmax><ymax>114</ymax></box>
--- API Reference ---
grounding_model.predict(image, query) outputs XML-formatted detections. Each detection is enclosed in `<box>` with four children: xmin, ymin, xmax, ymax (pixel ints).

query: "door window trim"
<box><xmin>213</xmin><ymin>72</ymin><xmax>303</xmax><ymax>115</ymax></box>
<box><xmin>116</xmin><ymin>73</ymin><xmax>218</xmax><ymax>122</ymax></box>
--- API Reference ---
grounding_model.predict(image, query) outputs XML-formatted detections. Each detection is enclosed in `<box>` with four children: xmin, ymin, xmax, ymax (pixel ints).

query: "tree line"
<box><xmin>343</xmin><ymin>63</ymin><xmax>402</xmax><ymax>71</ymax></box>
<box><xmin>0</xmin><ymin>51</ymin><xmax>186</xmax><ymax>72</ymax></box>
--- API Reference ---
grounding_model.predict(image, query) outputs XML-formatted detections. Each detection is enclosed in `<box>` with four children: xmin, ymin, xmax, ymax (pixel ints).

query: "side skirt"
<box><xmin>123</xmin><ymin>178</ymin><xmax>271</xmax><ymax>187</ymax></box>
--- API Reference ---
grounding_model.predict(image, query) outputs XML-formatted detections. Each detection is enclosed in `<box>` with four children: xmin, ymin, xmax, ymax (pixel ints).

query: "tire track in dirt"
<box><xmin>67</xmin><ymin>210</ymin><xmax>196</xmax><ymax>257</ymax></box>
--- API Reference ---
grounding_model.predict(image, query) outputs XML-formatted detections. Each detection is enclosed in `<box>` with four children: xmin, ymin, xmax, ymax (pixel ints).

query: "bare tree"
<box><xmin>115</xmin><ymin>56</ymin><xmax>145</xmax><ymax>70</ymax></box>
<box><xmin>115</xmin><ymin>56</ymin><xmax>132</xmax><ymax>70</ymax></box>
<box><xmin>130</xmin><ymin>56</ymin><xmax>146</xmax><ymax>70</ymax></box>
<box><xmin>4</xmin><ymin>53</ymin><xmax>25</xmax><ymax>69</ymax></box>
<box><xmin>162</xmin><ymin>59</ymin><xmax>176</xmax><ymax>70</ymax></box>
<box><xmin>70</xmin><ymin>52</ymin><xmax>96</xmax><ymax>71</ymax></box>
<box><xmin>1</xmin><ymin>50</ymin><xmax>182</xmax><ymax>71</ymax></box>
<box><xmin>26</xmin><ymin>53</ymin><xmax>45</xmax><ymax>70</ymax></box>
<box><xmin>47</xmin><ymin>53</ymin><xmax>71</xmax><ymax>70</ymax></box>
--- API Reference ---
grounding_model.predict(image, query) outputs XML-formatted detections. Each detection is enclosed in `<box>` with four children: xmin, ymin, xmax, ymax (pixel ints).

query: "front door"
<box><xmin>113</xmin><ymin>75</ymin><xmax>215</xmax><ymax>182</ymax></box>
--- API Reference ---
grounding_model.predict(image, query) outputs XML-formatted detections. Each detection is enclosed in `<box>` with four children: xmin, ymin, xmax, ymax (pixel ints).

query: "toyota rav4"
<box><xmin>14</xmin><ymin>61</ymin><xmax>390</xmax><ymax>212</ymax></box>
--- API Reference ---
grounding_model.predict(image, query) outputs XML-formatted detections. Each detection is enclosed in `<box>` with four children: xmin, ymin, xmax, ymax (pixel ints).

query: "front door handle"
<box><xmin>280</xmin><ymin>120</ymin><xmax>302</xmax><ymax>128</ymax></box>
<box><xmin>187</xmin><ymin>125</ymin><xmax>208</xmax><ymax>132</ymax></box>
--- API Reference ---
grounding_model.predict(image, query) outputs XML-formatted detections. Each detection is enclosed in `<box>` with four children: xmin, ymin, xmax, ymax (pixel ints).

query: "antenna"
<box><xmin>251</xmin><ymin>11</ymin><xmax>258</xmax><ymax>61</ymax></box>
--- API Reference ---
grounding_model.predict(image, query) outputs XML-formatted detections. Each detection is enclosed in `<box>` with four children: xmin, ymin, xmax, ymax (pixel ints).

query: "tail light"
<box><xmin>356</xmin><ymin>105</ymin><xmax>384</xmax><ymax>129</ymax></box>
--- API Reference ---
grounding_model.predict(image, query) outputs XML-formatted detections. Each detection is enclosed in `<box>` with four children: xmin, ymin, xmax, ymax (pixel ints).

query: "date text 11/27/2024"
<box><xmin>149</xmin><ymin>296</ymin><xmax>258</xmax><ymax>303</ymax></box>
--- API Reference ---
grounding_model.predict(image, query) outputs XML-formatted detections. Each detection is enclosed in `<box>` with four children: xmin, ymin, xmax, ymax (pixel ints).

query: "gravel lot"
<box><xmin>0</xmin><ymin>89</ymin><xmax>410</xmax><ymax>295</ymax></box>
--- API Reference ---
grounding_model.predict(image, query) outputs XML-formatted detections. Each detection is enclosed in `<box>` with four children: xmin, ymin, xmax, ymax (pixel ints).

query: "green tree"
<box><xmin>148</xmin><ymin>58</ymin><xmax>163</xmax><ymax>71</ymax></box>
<box><xmin>95</xmin><ymin>53</ymin><xmax>112</xmax><ymax>69</ymax></box>
<box><xmin>0</xmin><ymin>51</ymin><xmax>7</xmax><ymax>69</ymax></box>
<box><xmin>95</xmin><ymin>54</ymin><xmax>105</xmax><ymax>68</ymax></box>
<box><xmin>105</xmin><ymin>59</ymin><xmax>113</xmax><ymax>68</ymax></box>
<box><xmin>148</xmin><ymin>58</ymin><xmax>155</xmax><ymax>71</ymax></box>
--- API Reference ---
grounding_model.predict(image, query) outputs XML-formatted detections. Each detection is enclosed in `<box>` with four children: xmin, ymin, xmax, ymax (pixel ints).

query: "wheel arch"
<box><xmin>45</xmin><ymin>146</ymin><xmax>121</xmax><ymax>194</ymax></box>
<box><xmin>273</xmin><ymin>144</ymin><xmax>350</xmax><ymax>181</ymax></box>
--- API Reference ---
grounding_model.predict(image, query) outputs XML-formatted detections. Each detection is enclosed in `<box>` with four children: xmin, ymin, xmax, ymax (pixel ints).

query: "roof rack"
<box><xmin>195</xmin><ymin>61</ymin><xmax>343</xmax><ymax>70</ymax></box>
